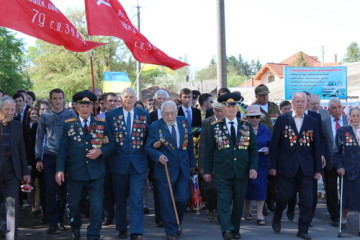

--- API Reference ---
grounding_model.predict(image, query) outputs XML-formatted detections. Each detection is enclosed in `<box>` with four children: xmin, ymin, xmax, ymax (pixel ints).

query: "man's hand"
<box><xmin>153</xmin><ymin>141</ymin><xmax>161</xmax><ymax>149</ymax></box>
<box><xmin>36</xmin><ymin>161</ymin><xmax>44</xmax><ymax>172</ymax></box>
<box><xmin>321</xmin><ymin>156</ymin><xmax>326</xmax><ymax>168</ymax></box>
<box><xmin>158</xmin><ymin>154</ymin><xmax>168</xmax><ymax>165</ymax></box>
<box><xmin>314</xmin><ymin>172</ymin><xmax>321</xmax><ymax>180</ymax></box>
<box><xmin>269</xmin><ymin>169</ymin><xmax>277</xmax><ymax>176</ymax></box>
<box><xmin>23</xmin><ymin>175</ymin><xmax>31</xmax><ymax>184</ymax></box>
<box><xmin>249</xmin><ymin>169</ymin><xmax>257</xmax><ymax>180</ymax></box>
<box><xmin>55</xmin><ymin>171</ymin><xmax>64</xmax><ymax>186</ymax></box>
<box><xmin>203</xmin><ymin>174</ymin><xmax>212</xmax><ymax>183</ymax></box>
<box><xmin>337</xmin><ymin>168</ymin><xmax>345</xmax><ymax>176</ymax></box>
<box><xmin>86</xmin><ymin>148</ymin><xmax>102</xmax><ymax>160</ymax></box>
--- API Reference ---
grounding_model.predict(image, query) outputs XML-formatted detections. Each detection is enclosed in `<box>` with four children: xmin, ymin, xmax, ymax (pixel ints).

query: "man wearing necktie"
<box><xmin>269</xmin><ymin>92</ymin><xmax>322</xmax><ymax>240</ymax></box>
<box><xmin>146</xmin><ymin>101</ymin><xmax>196</xmax><ymax>240</ymax></box>
<box><xmin>105</xmin><ymin>88</ymin><xmax>150</xmax><ymax>240</ymax></box>
<box><xmin>322</xmin><ymin>97</ymin><xmax>348</xmax><ymax>226</ymax></box>
<box><xmin>56</xmin><ymin>91</ymin><xmax>115</xmax><ymax>240</ymax></box>
<box><xmin>177</xmin><ymin>88</ymin><xmax>201</xmax><ymax>128</ymax></box>
<box><xmin>203</xmin><ymin>93</ymin><xmax>258</xmax><ymax>240</ymax></box>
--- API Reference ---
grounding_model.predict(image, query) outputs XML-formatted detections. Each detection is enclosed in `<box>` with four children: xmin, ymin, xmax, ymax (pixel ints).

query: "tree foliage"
<box><xmin>343</xmin><ymin>42</ymin><xmax>360</xmax><ymax>63</ymax></box>
<box><xmin>0</xmin><ymin>27</ymin><xmax>29</xmax><ymax>95</ymax></box>
<box><xmin>290</xmin><ymin>52</ymin><xmax>310</xmax><ymax>67</ymax></box>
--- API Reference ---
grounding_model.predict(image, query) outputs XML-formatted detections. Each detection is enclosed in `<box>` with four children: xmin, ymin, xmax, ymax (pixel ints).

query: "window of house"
<box><xmin>268</xmin><ymin>75</ymin><xmax>275</xmax><ymax>83</ymax></box>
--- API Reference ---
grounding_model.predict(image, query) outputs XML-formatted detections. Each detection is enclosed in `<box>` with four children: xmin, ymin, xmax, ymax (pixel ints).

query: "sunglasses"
<box><xmin>248</xmin><ymin>115</ymin><xmax>261</xmax><ymax>119</ymax></box>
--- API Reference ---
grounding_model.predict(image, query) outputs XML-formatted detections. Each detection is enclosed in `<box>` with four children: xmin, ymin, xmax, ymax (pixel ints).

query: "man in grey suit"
<box><xmin>322</xmin><ymin>97</ymin><xmax>348</xmax><ymax>226</ymax></box>
<box><xmin>198</xmin><ymin>101</ymin><xmax>224</xmax><ymax>221</ymax></box>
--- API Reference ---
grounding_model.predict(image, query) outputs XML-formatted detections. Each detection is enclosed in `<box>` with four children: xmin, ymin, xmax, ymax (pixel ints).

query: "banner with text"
<box><xmin>0</xmin><ymin>0</ymin><xmax>104</xmax><ymax>52</ymax></box>
<box><xmin>284</xmin><ymin>66</ymin><xmax>347</xmax><ymax>100</ymax></box>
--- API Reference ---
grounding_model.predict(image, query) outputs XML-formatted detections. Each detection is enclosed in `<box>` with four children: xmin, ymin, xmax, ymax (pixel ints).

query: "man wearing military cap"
<box><xmin>56</xmin><ymin>91</ymin><xmax>115</xmax><ymax>240</ymax></box>
<box><xmin>204</xmin><ymin>93</ymin><xmax>258</xmax><ymax>240</ymax></box>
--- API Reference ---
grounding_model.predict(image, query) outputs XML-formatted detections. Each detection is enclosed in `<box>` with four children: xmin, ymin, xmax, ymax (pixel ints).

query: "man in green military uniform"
<box><xmin>204</xmin><ymin>93</ymin><xmax>258</xmax><ymax>240</ymax></box>
<box><xmin>56</xmin><ymin>91</ymin><xmax>115</xmax><ymax>240</ymax></box>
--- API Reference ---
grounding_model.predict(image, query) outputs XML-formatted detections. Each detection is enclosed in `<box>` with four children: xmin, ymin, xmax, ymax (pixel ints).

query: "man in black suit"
<box><xmin>149</xmin><ymin>90</ymin><xmax>169</xmax><ymax>123</ymax></box>
<box><xmin>269</xmin><ymin>92</ymin><xmax>321</xmax><ymax>240</ymax></box>
<box><xmin>177</xmin><ymin>88</ymin><xmax>201</xmax><ymax>128</ymax></box>
<box><xmin>322</xmin><ymin>97</ymin><xmax>348</xmax><ymax>226</ymax></box>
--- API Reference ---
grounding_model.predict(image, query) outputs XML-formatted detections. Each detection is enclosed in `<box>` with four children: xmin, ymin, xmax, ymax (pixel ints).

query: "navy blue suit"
<box><xmin>106</xmin><ymin>107</ymin><xmax>150</xmax><ymax>235</ymax></box>
<box><xmin>146</xmin><ymin>117</ymin><xmax>196</xmax><ymax>235</ymax></box>
<box><xmin>269</xmin><ymin>112</ymin><xmax>321</xmax><ymax>233</ymax></box>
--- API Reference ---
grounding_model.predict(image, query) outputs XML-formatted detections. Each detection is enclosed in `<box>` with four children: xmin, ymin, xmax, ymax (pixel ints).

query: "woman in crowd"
<box><xmin>243</xmin><ymin>105</ymin><xmax>271</xmax><ymax>225</ymax></box>
<box><xmin>334</xmin><ymin>106</ymin><xmax>360</xmax><ymax>234</ymax></box>
<box><xmin>23</xmin><ymin>107</ymin><xmax>40</xmax><ymax>215</ymax></box>
<box><xmin>0</xmin><ymin>96</ymin><xmax>31</xmax><ymax>240</ymax></box>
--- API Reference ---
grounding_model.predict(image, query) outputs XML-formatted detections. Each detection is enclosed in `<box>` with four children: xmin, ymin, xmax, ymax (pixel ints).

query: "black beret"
<box><xmin>72</xmin><ymin>91</ymin><xmax>97</xmax><ymax>104</ymax></box>
<box><xmin>217</xmin><ymin>93</ymin><xmax>240</xmax><ymax>105</ymax></box>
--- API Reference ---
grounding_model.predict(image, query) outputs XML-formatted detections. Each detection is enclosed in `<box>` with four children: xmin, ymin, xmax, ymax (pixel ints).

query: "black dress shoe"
<box><xmin>272</xmin><ymin>220</ymin><xmax>281</xmax><ymax>233</ymax></box>
<box><xmin>143</xmin><ymin>207</ymin><xmax>150</xmax><ymax>214</ymax></box>
<box><xmin>231</xmin><ymin>230</ymin><xmax>241</xmax><ymax>239</ymax></box>
<box><xmin>118</xmin><ymin>230</ymin><xmax>127</xmax><ymax>239</ymax></box>
<box><xmin>287</xmin><ymin>211</ymin><xmax>295</xmax><ymax>221</ymax></box>
<box><xmin>58</xmin><ymin>222</ymin><xmax>67</xmax><ymax>231</ymax></box>
<box><xmin>296</xmin><ymin>232</ymin><xmax>311</xmax><ymax>240</ymax></box>
<box><xmin>156</xmin><ymin>221</ymin><xmax>164</xmax><ymax>228</ymax></box>
<box><xmin>103</xmin><ymin>217</ymin><xmax>113</xmax><ymax>226</ymax></box>
<box><xmin>222</xmin><ymin>231</ymin><xmax>232</xmax><ymax>240</ymax></box>
<box><xmin>130</xmin><ymin>234</ymin><xmax>143</xmax><ymax>240</ymax></box>
<box><xmin>267</xmin><ymin>202</ymin><xmax>276</xmax><ymax>212</ymax></box>
<box><xmin>46</xmin><ymin>224</ymin><xmax>58</xmax><ymax>234</ymax></box>
<box><xmin>71</xmin><ymin>228</ymin><xmax>80</xmax><ymax>240</ymax></box>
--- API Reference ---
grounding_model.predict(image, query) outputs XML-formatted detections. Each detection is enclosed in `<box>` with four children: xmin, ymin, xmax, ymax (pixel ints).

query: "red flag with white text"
<box><xmin>0</xmin><ymin>0</ymin><xmax>105</xmax><ymax>52</ymax></box>
<box><xmin>85</xmin><ymin>0</ymin><xmax>188</xmax><ymax>70</ymax></box>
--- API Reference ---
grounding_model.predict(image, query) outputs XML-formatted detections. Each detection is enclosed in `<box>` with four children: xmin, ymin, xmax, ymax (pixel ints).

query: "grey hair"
<box><xmin>160</xmin><ymin>100</ymin><xmax>177</xmax><ymax>113</ymax></box>
<box><xmin>121</xmin><ymin>88</ymin><xmax>137</xmax><ymax>97</ymax></box>
<box><xmin>328</xmin><ymin>97</ymin><xmax>341</xmax><ymax>108</ymax></box>
<box><xmin>349</xmin><ymin>106</ymin><xmax>360</xmax><ymax>115</ymax></box>
<box><xmin>154</xmin><ymin>89</ymin><xmax>169</xmax><ymax>99</ymax></box>
<box><xmin>0</xmin><ymin>96</ymin><xmax>16</xmax><ymax>111</ymax></box>
<box><xmin>291</xmin><ymin>92</ymin><xmax>306</xmax><ymax>101</ymax></box>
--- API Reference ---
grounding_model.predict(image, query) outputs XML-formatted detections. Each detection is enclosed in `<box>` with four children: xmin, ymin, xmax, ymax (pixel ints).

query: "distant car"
<box><xmin>322</xmin><ymin>81</ymin><xmax>346</xmax><ymax>97</ymax></box>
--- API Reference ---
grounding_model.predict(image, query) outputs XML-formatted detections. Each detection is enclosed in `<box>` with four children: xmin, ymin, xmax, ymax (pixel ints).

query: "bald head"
<box><xmin>310</xmin><ymin>94</ymin><xmax>320</xmax><ymax>112</ymax></box>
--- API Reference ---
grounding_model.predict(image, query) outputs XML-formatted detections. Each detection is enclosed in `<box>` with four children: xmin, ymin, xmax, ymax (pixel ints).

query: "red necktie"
<box><xmin>335</xmin><ymin>118</ymin><xmax>340</xmax><ymax>130</ymax></box>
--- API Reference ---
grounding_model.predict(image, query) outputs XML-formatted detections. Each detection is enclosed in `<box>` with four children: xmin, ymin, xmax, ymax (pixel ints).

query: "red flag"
<box><xmin>85</xmin><ymin>0</ymin><xmax>188</xmax><ymax>70</ymax></box>
<box><xmin>0</xmin><ymin>0</ymin><xmax>105</xmax><ymax>52</ymax></box>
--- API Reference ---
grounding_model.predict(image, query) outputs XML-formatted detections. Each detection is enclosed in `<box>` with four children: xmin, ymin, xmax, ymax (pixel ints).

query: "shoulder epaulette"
<box><xmin>94</xmin><ymin>117</ymin><xmax>106</xmax><ymax>122</ymax></box>
<box><xmin>211</xmin><ymin>119</ymin><xmax>222</xmax><ymax>125</ymax></box>
<box><xmin>65</xmin><ymin>118</ymin><xmax>76</xmax><ymax>123</ymax></box>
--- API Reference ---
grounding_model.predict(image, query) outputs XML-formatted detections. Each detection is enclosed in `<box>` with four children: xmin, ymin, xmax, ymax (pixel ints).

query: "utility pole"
<box><xmin>136</xmin><ymin>2</ymin><xmax>142</xmax><ymax>100</ymax></box>
<box><xmin>216</xmin><ymin>0</ymin><xmax>227</xmax><ymax>89</ymax></box>
<box><xmin>321</xmin><ymin>45</ymin><xmax>325</xmax><ymax>67</ymax></box>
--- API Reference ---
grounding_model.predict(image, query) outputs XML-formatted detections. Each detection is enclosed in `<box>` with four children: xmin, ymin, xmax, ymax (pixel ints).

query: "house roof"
<box><xmin>253</xmin><ymin>63</ymin><xmax>287</xmax><ymax>80</ymax></box>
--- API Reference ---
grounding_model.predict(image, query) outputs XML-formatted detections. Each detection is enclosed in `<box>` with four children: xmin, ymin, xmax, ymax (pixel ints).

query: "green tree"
<box><xmin>0</xmin><ymin>27</ymin><xmax>29</xmax><ymax>94</ymax></box>
<box><xmin>291</xmin><ymin>52</ymin><xmax>310</xmax><ymax>67</ymax></box>
<box><xmin>343</xmin><ymin>42</ymin><xmax>360</xmax><ymax>63</ymax></box>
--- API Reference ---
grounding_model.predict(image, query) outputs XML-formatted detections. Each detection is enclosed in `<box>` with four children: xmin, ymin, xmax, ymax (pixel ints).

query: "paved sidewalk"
<box><xmin>17</xmin><ymin>197</ymin><xmax>360</xmax><ymax>240</ymax></box>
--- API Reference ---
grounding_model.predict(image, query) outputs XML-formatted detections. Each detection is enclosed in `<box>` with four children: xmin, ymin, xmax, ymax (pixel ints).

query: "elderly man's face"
<box><xmin>161</xmin><ymin>105</ymin><xmax>178</xmax><ymax>125</ymax></box>
<box><xmin>291</xmin><ymin>93</ymin><xmax>307</xmax><ymax>115</ymax></box>
<box><xmin>329</xmin><ymin>101</ymin><xmax>342</xmax><ymax>119</ymax></box>
<box><xmin>121</xmin><ymin>91</ymin><xmax>136</xmax><ymax>111</ymax></box>
<box><xmin>76</xmin><ymin>103</ymin><xmax>92</xmax><ymax>119</ymax></box>
<box><xmin>0</xmin><ymin>102</ymin><xmax>16</xmax><ymax>123</ymax></box>
<box><xmin>222</xmin><ymin>104</ymin><xmax>238</xmax><ymax>120</ymax></box>
<box><xmin>156</xmin><ymin>94</ymin><xmax>167</xmax><ymax>108</ymax></box>
<box><xmin>213</xmin><ymin>108</ymin><xmax>223</xmax><ymax>120</ymax></box>
<box><xmin>310</xmin><ymin>97</ymin><xmax>320</xmax><ymax>112</ymax></box>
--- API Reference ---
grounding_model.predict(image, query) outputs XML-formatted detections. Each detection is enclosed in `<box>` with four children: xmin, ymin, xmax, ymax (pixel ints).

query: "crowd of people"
<box><xmin>0</xmin><ymin>84</ymin><xmax>359</xmax><ymax>240</ymax></box>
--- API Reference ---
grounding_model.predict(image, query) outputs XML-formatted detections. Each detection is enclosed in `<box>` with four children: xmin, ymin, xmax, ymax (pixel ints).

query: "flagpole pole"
<box><xmin>136</xmin><ymin>1</ymin><xmax>142</xmax><ymax>100</ymax></box>
<box><xmin>88</xmin><ymin>48</ymin><xmax>98</xmax><ymax>115</ymax></box>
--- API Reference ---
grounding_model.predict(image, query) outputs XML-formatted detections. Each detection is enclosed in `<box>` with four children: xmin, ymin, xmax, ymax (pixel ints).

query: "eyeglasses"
<box><xmin>248</xmin><ymin>115</ymin><xmax>261</xmax><ymax>119</ymax></box>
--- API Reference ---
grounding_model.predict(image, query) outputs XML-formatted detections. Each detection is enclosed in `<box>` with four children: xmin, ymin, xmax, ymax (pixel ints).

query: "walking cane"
<box><xmin>164</xmin><ymin>162</ymin><xmax>182</xmax><ymax>233</ymax></box>
<box><xmin>338</xmin><ymin>175</ymin><xmax>344</xmax><ymax>238</ymax></box>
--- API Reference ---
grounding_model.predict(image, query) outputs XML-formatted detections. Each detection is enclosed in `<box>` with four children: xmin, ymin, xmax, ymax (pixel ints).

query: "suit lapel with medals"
<box><xmin>158</xmin><ymin>119</ymin><xmax>177</xmax><ymax>150</ymax></box>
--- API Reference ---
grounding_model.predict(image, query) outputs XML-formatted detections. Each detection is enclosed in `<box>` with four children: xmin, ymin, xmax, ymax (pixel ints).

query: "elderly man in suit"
<box><xmin>310</xmin><ymin>94</ymin><xmax>330</xmax><ymax>119</ymax></box>
<box><xmin>177</xmin><ymin>88</ymin><xmax>202</xmax><ymax>128</ymax></box>
<box><xmin>198</xmin><ymin>101</ymin><xmax>223</xmax><ymax>221</ymax></box>
<box><xmin>322</xmin><ymin>97</ymin><xmax>348</xmax><ymax>226</ymax></box>
<box><xmin>146</xmin><ymin>100</ymin><xmax>195</xmax><ymax>240</ymax></box>
<box><xmin>105</xmin><ymin>88</ymin><xmax>150</xmax><ymax>240</ymax></box>
<box><xmin>56</xmin><ymin>91</ymin><xmax>115</xmax><ymax>240</ymax></box>
<box><xmin>150</xmin><ymin>90</ymin><xmax>169</xmax><ymax>122</ymax></box>
<box><xmin>0</xmin><ymin>96</ymin><xmax>31</xmax><ymax>240</ymax></box>
<box><xmin>204</xmin><ymin>93</ymin><xmax>258</xmax><ymax>240</ymax></box>
<box><xmin>269</xmin><ymin>92</ymin><xmax>322</xmax><ymax>240</ymax></box>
